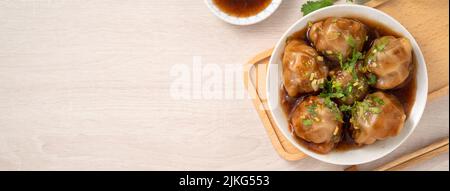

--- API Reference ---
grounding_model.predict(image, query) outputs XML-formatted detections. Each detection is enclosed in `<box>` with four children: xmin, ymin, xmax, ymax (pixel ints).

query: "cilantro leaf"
<box><xmin>330</xmin><ymin>92</ymin><xmax>345</xmax><ymax>98</ymax></box>
<box><xmin>346</xmin><ymin>36</ymin><xmax>356</xmax><ymax>48</ymax></box>
<box><xmin>303</xmin><ymin>119</ymin><xmax>313</xmax><ymax>126</ymax></box>
<box><xmin>372</xmin><ymin>96</ymin><xmax>385</xmax><ymax>105</ymax></box>
<box><xmin>339</xmin><ymin>105</ymin><xmax>352</xmax><ymax>112</ymax></box>
<box><xmin>301</xmin><ymin>0</ymin><xmax>335</xmax><ymax>16</ymax></box>
<box><xmin>367</xmin><ymin>73</ymin><xmax>377</xmax><ymax>85</ymax></box>
<box><xmin>307</xmin><ymin>102</ymin><xmax>318</xmax><ymax>116</ymax></box>
<box><xmin>346</xmin><ymin>84</ymin><xmax>353</xmax><ymax>94</ymax></box>
<box><xmin>369</xmin><ymin>107</ymin><xmax>382</xmax><ymax>114</ymax></box>
<box><xmin>375</xmin><ymin>37</ymin><xmax>390</xmax><ymax>52</ymax></box>
<box><xmin>337</xmin><ymin>52</ymin><xmax>344</xmax><ymax>68</ymax></box>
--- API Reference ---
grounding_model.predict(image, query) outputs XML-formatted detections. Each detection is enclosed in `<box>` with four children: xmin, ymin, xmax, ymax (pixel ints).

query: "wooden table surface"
<box><xmin>0</xmin><ymin>0</ymin><xmax>448</xmax><ymax>170</ymax></box>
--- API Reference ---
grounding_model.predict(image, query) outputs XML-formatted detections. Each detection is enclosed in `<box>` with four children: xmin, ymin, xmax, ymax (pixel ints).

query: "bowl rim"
<box><xmin>204</xmin><ymin>0</ymin><xmax>283</xmax><ymax>26</ymax></box>
<box><xmin>266</xmin><ymin>4</ymin><xmax>428</xmax><ymax>165</ymax></box>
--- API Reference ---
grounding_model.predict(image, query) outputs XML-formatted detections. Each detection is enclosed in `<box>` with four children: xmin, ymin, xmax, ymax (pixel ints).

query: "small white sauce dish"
<box><xmin>266</xmin><ymin>4</ymin><xmax>428</xmax><ymax>165</ymax></box>
<box><xmin>204</xmin><ymin>0</ymin><xmax>283</xmax><ymax>25</ymax></box>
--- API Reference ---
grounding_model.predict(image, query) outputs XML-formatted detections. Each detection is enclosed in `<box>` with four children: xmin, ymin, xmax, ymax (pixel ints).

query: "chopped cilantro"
<box><xmin>367</xmin><ymin>73</ymin><xmax>377</xmax><ymax>85</ymax></box>
<box><xmin>337</xmin><ymin>52</ymin><xmax>344</xmax><ymax>68</ymax></box>
<box><xmin>352</xmin><ymin>94</ymin><xmax>385</xmax><ymax>118</ymax></box>
<box><xmin>303</xmin><ymin>119</ymin><xmax>313</xmax><ymax>126</ymax></box>
<box><xmin>369</xmin><ymin>107</ymin><xmax>382</xmax><ymax>114</ymax></box>
<box><xmin>372</xmin><ymin>96</ymin><xmax>385</xmax><ymax>105</ymax></box>
<box><xmin>367</xmin><ymin>52</ymin><xmax>377</xmax><ymax>63</ymax></box>
<box><xmin>346</xmin><ymin>85</ymin><xmax>353</xmax><ymax>94</ymax></box>
<box><xmin>346</xmin><ymin>36</ymin><xmax>356</xmax><ymax>48</ymax></box>
<box><xmin>307</xmin><ymin>102</ymin><xmax>318</xmax><ymax>116</ymax></box>
<box><xmin>332</xmin><ymin>81</ymin><xmax>342</xmax><ymax>91</ymax></box>
<box><xmin>323</xmin><ymin>96</ymin><xmax>333</xmax><ymax>107</ymax></box>
<box><xmin>330</xmin><ymin>92</ymin><xmax>345</xmax><ymax>98</ymax></box>
<box><xmin>341</xmin><ymin>46</ymin><xmax>362</xmax><ymax>82</ymax></box>
<box><xmin>339</xmin><ymin>105</ymin><xmax>352</xmax><ymax>112</ymax></box>
<box><xmin>346</xmin><ymin>51</ymin><xmax>362</xmax><ymax>71</ymax></box>
<box><xmin>320</xmin><ymin>94</ymin><xmax>343</xmax><ymax>122</ymax></box>
<box><xmin>375</xmin><ymin>37</ymin><xmax>389</xmax><ymax>52</ymax></box>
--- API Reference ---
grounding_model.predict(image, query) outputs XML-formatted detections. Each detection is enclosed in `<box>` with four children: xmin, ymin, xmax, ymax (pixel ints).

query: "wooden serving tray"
<box><xmin>243</xmin><ymin>48</ymin><xmax>448</xmax><ymax>161</ymax></box>
<box><xmin>244</xmin><ymin>48</ymin><xmax>307</xmax><ymax>161</ymax></box>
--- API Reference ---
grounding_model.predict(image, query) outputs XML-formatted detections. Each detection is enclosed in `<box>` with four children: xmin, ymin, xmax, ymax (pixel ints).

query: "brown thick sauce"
<box><xmin>280</xmin><ymin>17</ymin><xmax>417</xmax><ymax>152</ymax></box>
<box><xmin>212</xmin><ymin>0</ymin><xmax>272</xmax><ymax>18</ymax></box>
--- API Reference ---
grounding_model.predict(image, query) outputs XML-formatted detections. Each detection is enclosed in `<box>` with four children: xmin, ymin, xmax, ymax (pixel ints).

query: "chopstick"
<box><xmin>374</xmin><ymin>138</ymin><xmax>449</xmax><ymax>171</ymax></box>
<box><xmin>379</xmin><ymin>144</ymin><xmax>449</xmax><ymax>171</ymax></box>
<box><xmin>345</xmin><ymin>138</ymin><xmax>449</xmax><ymax>171</ymax></box>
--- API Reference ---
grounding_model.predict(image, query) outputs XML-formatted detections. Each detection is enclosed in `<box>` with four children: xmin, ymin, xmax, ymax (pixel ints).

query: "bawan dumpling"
<box><xmin>308</xmin><ymin>17</ymin><xmax>368</xmax><ymax>61</ymax></box>
<box><xmin>365</xmin><ymin>36</ymin><xmax>412</xmax><ymax>90</ymax></box>
<box><xmin>350</xmin><ymin>92</ymin><xmax>406</xmax><ymax>145</ymax></box>
<box><xmin>282</xmin><ymin>40</ymin><xmax>328</xmax><ymax>97</ymax></box>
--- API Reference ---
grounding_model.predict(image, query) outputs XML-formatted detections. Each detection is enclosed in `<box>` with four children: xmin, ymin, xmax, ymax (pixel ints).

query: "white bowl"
<box><xmin>204</xmin><ymin>0</ymin><xmax>282</xmax><ymax>25</ymax></box>
<box><xmin>266</xmin><ymin>4</ymin><xmax>428</xmax><ymax>165</ymax></box>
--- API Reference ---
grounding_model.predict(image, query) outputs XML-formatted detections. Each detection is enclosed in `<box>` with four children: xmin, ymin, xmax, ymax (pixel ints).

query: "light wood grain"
<box><xmin>374</xmin><ymin>139</ymin><xmax>449</xmax><ymax>171</ymax></box>
<box><xmin>428</xmin><ymin>86</ymin><xmax>449</xmax><ymax>102</ymax></box>
<box><xmin>363</xmin><ymin>0</ymin><xmax>391</xmax><ymax>8</ymax></box>
<box><xmin>0</xmin><ymin>0</ymin><xmax>448</xmax><ymax>170</ymax></box>
<box><xmin>345</xmin><ymin>138</ymin><xmax>449</xmax><ymax>171</ymax></box>
<box><xmin>384</xmin><ymin>144</ymin><xmax>449</xmax><ymax>171</ymax></box>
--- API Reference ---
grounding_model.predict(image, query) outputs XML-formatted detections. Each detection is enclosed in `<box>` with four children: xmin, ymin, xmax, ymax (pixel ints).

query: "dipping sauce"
<box><xmin>212</xmin><ymin>0</ymin><xmax>272</xmax><ymax>18</ymax></box>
